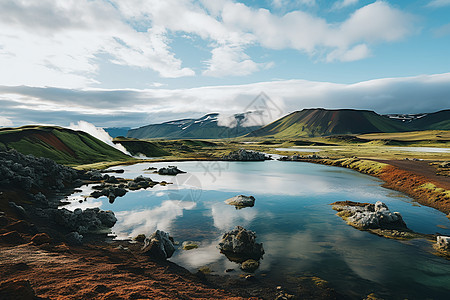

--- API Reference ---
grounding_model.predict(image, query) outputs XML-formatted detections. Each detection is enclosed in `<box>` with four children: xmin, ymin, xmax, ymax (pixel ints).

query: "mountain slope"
<box><xmin>105</xmin><ymin>127</ymin><xmax>131</xmax><ymax>138</ymax></box>
<box><xmin>247</xmin><ymin>108</ymin><xmax>410</xmax><ymax>138</ymax></box>
<box><xmin>409</xmin><ymin>110</ymin><xmax>450</xmax><ymax>130</ymax></box>
<box><xmin>0</xmin><ymin>126</ymin><xmax>131</xmax><ymax>165</ymax></box>
<box><xmin>127</xmin><ymin>113</ymin><xmax>261</xmax><ymax>139</ymax></box>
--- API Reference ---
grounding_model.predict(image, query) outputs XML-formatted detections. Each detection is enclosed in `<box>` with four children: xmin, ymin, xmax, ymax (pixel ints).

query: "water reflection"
<box><xmin>113</xmin><ymin>200</ymin><xmax>196</xmax><ymax>239</ymax></box>
<box><xmin>209</xmin><ymin>202</ymin><xmax>258</xmax><ymax>231</ymax></box>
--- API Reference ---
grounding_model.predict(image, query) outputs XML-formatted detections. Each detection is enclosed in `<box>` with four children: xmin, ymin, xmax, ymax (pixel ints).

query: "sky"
<box><xmin>0</xmin><ymin>0</ymin><xmax>449</xmax><ymax>128</ymax></box>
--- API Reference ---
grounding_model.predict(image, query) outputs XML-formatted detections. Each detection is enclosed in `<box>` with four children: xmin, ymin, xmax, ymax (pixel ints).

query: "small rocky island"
<box><xmin>218</xmin><ymin>226</ymin><xmax>264</xmax><ymax>272</ymax></box>
<box><xmin>225</xmin><ymin>195</ymin><xmax>255</xmax><ymax>209</ymax></box>
<box><xmin>222</xmin><ymin>149</ymin><xmax>271</xmax><ymax>161</ymax></box>
<box><xmin>331</xmin><ymin>200</ymin><xmax>421</xmax><ymax>239</ymax></box>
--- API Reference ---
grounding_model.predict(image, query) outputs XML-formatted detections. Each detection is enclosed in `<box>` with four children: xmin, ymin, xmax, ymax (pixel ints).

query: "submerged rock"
<box><xmin>222</xmin><ymin>149</ymin><xmax>271</xmax><ymax>161</ymax></box>
<box><xmin>218</xmin><ymin>226</ymin><xmax>264</xmax><ymax>262</ymax></box>
<box><xmin>141</xmin><ymin>230</ymin><xmax>175</xmax><ymax>260</ymax></box>
<box><xmin>240</xmin><ymin>259</ymin><xmax>260</xmax><ymax>272</ymax></box>
<box><xmin>225</xmin><ymin>195</ymin><xmax>255</xmax><ymax>208</ymax></box>
<box><xmin>182</xmin><ymin>241</ymin><xmax>199</xmax><ymax>250</ymax></box>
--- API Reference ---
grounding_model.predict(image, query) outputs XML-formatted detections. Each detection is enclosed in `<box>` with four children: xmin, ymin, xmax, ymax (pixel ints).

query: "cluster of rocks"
<box><xmin>222</xmin><ymin>149</ymin><xmax>271</xmax><ymax>161</ymax></box>
<box><xmin>279</xmin><ymin>154</ymin><xmax>326</xmax><ymax>161</ymax></box>
<box><xmin>218</xmin><ymin>226</ymin><xmax>264</xmax><ymax>272</ymax></box>
<box><xmin>332</xmin><ymin>201</ymin><xmax>407</xmax><ymax>230</ymax></box>
<box><xmin>225</xmin><ymin>195</ymin><xmax>255</xmax><ymax>209</ymax></box>
<box><xmin>89</xmin><ymin>175</ymin><xmax>159</xmax><ymax>203</ymax></box>
<box><xmin>154</xmin><ymin>166</ymin><xmax>186</xmax><ymax>175</ymax></box>
<box><xmin>0</xmin><ymin>150</ymin><xmax>80</xmax><ymax>192</ymax></box>
<box><xmin>0</xmin><ymin>150</ymin><xmax>118</xmax><ymax>245</ymax></box>
<box><xmin>141</xmin><ymin>230</ymin><xmax>176</xmax><ymax>260</ymax></box>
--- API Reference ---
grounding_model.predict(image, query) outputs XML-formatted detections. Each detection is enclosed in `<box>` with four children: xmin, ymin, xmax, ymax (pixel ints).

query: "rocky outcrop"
<box><xmin>279</xmin><ymin>154</ymin><xmax>327</xmax><ymax>161</ymax></box>
<box><xmin>182</xmin><ymin>241</ymin><xmax>199</xmax><ymax>250</ymax></box>
<box><xmin>225</xmin><ymin>195</ymin><xmax>255</xmax><ymax>209</ymax></box>
<box><xmin>50</xmin><ymin>207</ymin><xmax>117</xmax><ymax>235</ymax></box>
<box><xmin>156</xmin><ymin>166</ymin><xmax>186</xmax><ymax>175</ymax></box>
<box><xmin>141</xmin><ymin>230</ymin><xmax>175</xmax><ymax>260</ymax></box>
<box><xmin>0</xmin><ymin>150</ymin><xmax>79</xmax><ymax>192</ymax></box>
<box><xmin>222</xmin><ymin>149</ymin><xmax>271</xmax><ymax>161</ymax></box>
<box><xmin>218</xmin><ymin>226</ymin><xmax>264</xmax><ymax>263</ymax></box>
<box><xmin>332</xmin><ymin>201</ymin><xmax>407</xmax><ymax>230</ymax></box>
<box><xmin>331</xmin><ymin>201</ymin><xmax>425</xmax><ymax>240</ymax></box>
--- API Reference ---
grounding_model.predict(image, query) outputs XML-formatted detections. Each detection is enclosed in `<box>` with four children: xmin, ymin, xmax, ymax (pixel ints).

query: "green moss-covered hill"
<box><xmin>247</xmin><ymin>108</ymin><xmax>410</xmax><ymax>138</ymax></box>
<box><xmin>0</xmin><ymin>126</ymin><xmax>131</xmax><ymax>165</ymax></box>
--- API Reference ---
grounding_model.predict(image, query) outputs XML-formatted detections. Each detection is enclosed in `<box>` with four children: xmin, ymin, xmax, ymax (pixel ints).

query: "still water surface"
<box><xmin>65</xmin><ymin>160</ymin><xmax>450</xmax><ymax>299</ymax></box>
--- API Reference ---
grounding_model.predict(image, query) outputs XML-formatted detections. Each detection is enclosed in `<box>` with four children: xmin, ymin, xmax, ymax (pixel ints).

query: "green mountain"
<box><xmin>409</xmin><ymin>109</ymin><xmax>450</xmax><ymax>130</ymax></box>
<box><xmin>104</xmin><ymin>127</ymin><xmax>131</xmax><ymax>138</ymax></box>
<box><xmin>247</xmin><ymin>108</ymin><xmax>410</xmax><ymax>138</ymax></box>
<box><xmin>0</xmin><ymin>125</ymin><xmax>131</xmax><ymax>165</ymax></box>
<box><xmin>127</xmin><ymin>113</ymin><xmax>261</xmax><ymax>139</ymax></box>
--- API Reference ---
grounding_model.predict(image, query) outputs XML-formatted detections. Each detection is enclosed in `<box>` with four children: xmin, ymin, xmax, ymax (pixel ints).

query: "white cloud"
<box><xmin>0</xmin><ymin>0</ymin><xmax>194</xmax><ymax>88</ymax></box>
<box><xmin>326</xmin><ymin>43</ymin><xmax>370</xmax><ymax>62</ymax></box>
<box><xmin>202</xmin><ymin>45</ymin><xmax>267</xmax><ymax>77</ymax></box>
<box><xmin>1</xmin><ymin>73</ymin><xmax>449</xmax><ymax>127</ymax></box>
<box><xmin>427</xmin><ymin>0</ymin><xmax>450</xmax><ymax>7</ymax></box>
<box><xmin>332</xmin><ymin>0</ymin><xmax>359</xmax><ymax>10</ymax></box>
<box><xmin>0</xmin><ymin>0</ymin><xmax>416</xmax><ymax>86</ymax></box>
<box><xmin>0</xmin><ymin>116</ymin><xmax>13</xmax><ymax>127</ymax></box>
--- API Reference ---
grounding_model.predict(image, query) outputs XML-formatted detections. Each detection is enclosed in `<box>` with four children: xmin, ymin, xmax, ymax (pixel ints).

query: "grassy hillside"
<box><xmin>409</xmin><ymin>110</ymin><xmax>450</xmax><ymax>130</ymax></box>
<box><xmin>0</xmin><ymin>126</ymin><xmax>131</xmax><ymax>165</ymax></box>
<box><xmin>247</xmin><ymin>109</ymin><xmax>409</xmax><ymax>138</ymax></box>
<box><xmin>113</xmin><ymin>138</ymin><xmax>171</xmax><ymax>157</ymax></box>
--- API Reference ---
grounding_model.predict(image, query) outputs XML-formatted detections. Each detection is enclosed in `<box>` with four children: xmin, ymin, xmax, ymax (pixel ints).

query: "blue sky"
<box><xmin>0</xmin><ymin>0</ymin><xmax>449</xmax><ymax>127</ymax></box>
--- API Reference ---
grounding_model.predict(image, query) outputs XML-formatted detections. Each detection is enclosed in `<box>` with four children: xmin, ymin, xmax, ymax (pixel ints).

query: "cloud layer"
<box><xmin>1</xmin><ymin>73</ymin><xmax>449</xmax><ymax>127</ymax></box>
<box><xmin>0</xmin><ymin>0</ymin><xmax>416</xmax><ymax>87</ymax></box>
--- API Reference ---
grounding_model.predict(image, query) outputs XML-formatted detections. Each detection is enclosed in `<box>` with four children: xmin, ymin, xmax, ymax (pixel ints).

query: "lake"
<box><xmin>65</xmin><ymin>160</ymin><xmax>450</xmax><ymax>299</ymax></box>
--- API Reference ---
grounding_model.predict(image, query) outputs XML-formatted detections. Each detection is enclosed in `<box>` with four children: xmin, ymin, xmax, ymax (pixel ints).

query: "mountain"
<box><xmin>0</xmin><ymin>125</ymin><xmax>130</xmax><ymax>165</ymax></box>
<box><xmin>409</xmin><ymin>109</ymin><xmax>450</xmax><ymax>130</ymax></box>
<box><xmin>127</xmin><ymin>113</ymin><xmax>261</xmax><ymax>139</ymax></box>
<box><xmin>247</xmin><ymin>108</ymin><xmax>410</xmax><ymax>138</ymax></box>
<box><xmin>104</xmin><ymin>127</ymin><xmax>131</xmax><ymax>138</ymax></box>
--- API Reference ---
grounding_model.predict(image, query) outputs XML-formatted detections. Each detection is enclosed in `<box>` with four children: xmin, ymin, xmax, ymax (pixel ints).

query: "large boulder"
<box><xmin>222</xmin><ymin>149</ymin><xmax>271</xmax><ymax>161</ymax></box>
<box><xmin>141</xmin><ymin>230</ymin><xmax>175</xmax><ymax>260</ymax></box>
<box><xmin>225</xmin><ymin>195</ymin><xmax>255</xmax><ymax>208</ymax></box>
<box><xmin>51</xmin><ymin>207</ymin><xmax>117</xmax><ymax>235</ymax></box>
<box><xmin>218</xmin><ymin>226</ymin><xmax>264</xmax><ymax>262</ymax></box>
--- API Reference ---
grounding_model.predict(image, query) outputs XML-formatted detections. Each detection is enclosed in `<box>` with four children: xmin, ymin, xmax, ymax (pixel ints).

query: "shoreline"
<box><xmin>300</xmin><ymin>157</ymin><xmax>450</xmax><ymax>216</ymax></box>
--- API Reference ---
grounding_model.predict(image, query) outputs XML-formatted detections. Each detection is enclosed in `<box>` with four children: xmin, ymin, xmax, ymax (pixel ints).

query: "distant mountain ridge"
<box><xmin>247</xmin><ymin>108</ymin><xmax>412</xmax><ymax>138</ymax></box>
<box><xmin>127</xmin><ymin>113</ymin><xmax>262</xmax><ymax>139</ymax></box>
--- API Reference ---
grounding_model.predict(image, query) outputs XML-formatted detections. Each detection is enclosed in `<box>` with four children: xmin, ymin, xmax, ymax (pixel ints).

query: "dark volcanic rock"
<box><xmin>141</xmin><ymin>230</ymin><xmax>175</xmax><ymax>260</ymax></box>
<box><xmin>157</xmin><ymin>166</ymin><xmax>186</xmax><ymax>175</ymax></box>
<box><xmin>218</xmin><ymin>226</ymin><xmax>264</xmax><ymax>262</ymax></box>
<box><xmin>0</xmin><ymin>279</ymin><xmax>37</xmax><ymax>300</ymax></box>
<box><xmin>0</xmin><ymin>231</ymin><xmax>25</xmax><ymax>245</ymax></box>
<box><xmin>222</xmin><ymin>149</ymin><xmax>271</xmax><ymax>161</ymax></box>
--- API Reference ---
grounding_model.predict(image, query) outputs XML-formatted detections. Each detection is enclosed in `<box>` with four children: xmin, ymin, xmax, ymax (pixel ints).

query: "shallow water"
<box><xmin>275</xmin><ymin>147</ymin><xmax>322</xmax><ymax>152</ymax></box>
<box><xmin>65</xmin><ymin>161</ymin><xmax>450</xmax><ymax>299</ymax></box>
<box><xmin>388</xmin><ymin>146</ymin><xmax>450</xmax><ymax>153</ymax></box>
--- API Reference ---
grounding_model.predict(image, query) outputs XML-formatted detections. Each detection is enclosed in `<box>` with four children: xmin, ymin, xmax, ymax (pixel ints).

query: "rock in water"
<box><xmin>157</xmin><ymin>166</ymin><xmax>186</xmax><ymax>175</ymax></box>
<box><xmin>436</xmin><ymin>236</ymin><xmax>450</xmax><ymax>251</ymax></box>
<box><xmin>141</xmin><ymin>230</ymin><xmax>175</xmax><ymax>260</ymax></box>
<box><xmin>332</xmin><ymin>201</ymin><xmax>407</xmax><ymax>230</ymax></box>
<box><xmin>218</xmin><ymin>226</ymin><xmax>264</xmax><ymax>262</ymax></box>
<box><xmin>225</xmin><ymin>195</ymin><xmax>255</xmax><ymax>208</ymax></box>
<box><xmin>222</xmin><ymin>149</ymin><xmax>271</xmax><ymax>161</ymax></box>
<box><xmin>240</xmin><ymin>259</ymin><xmax>260</xmax><ymax>272</ymax></box>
